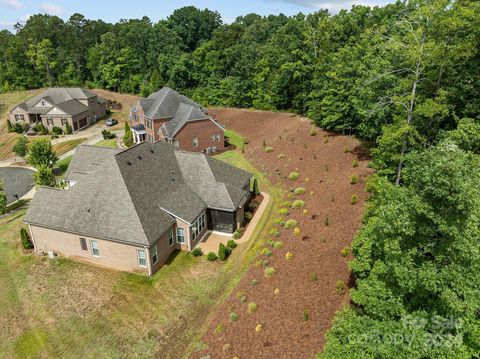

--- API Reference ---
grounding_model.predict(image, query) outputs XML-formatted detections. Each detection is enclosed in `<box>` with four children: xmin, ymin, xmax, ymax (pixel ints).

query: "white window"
<box><xmin>212</xmin><ymin>147</ymin><xmax>218</xmax><ymax>153</ymax></box>
<box><xmin>80</xmin><ymin>238</ymin><xmax>87</xmax><ymax>251</ymax></box>
<box><xmin>61</xmin><ymin>118</ymin><xmax>67</xmax><ymax>126</ymax></box>
<box><xmin>91</xmin><ymin>240</ymin><xmax>99</xmax><ymax>257</ymax></box>
<box><xmin>215</xmin><ymin>134</ymin><xmax>221</xmax><ymax>142</ymax></box>
<box><xmin>192</xmin><ymin>212</ymin><xmax>205</xmax><ymax>240</ymax></box>
<box><xmin>206</xmin><ymin>147</ymin><xmax>212</xmax><ymax>154</ymax></box>
<box><xmin>176</xmin><ymin>228</ymin><xmax>185</xmax><ymax>244</ymax></box>
<box><xmin>137</xmin><ymin>249</ymin><xmax>147</xmax><ymax>267</ymax></box>
<box><xmin>15</xmin><ymin>114</ymin><xmax>24</xmax><ymax>121</ymax></box>
<box><xmin>211</xmin><ymin>134</ymin><xmax>215</xmax><ymax>141</ymax></box>
<box><xmin>47</xmin><ymin>117</ymin><xmax>53</xmax><ymax>125</ymax></box>
<box><xmin>192</xmin><ymin>137</ymin><xmax>198</xmax><ymax>148</ymax></box>
<box><xmin>151</xmin><ymin>244</ymin><xmax>158</xmax><ymax>265</ymax></box>
<box><xmin>168</xmin><ymin>228</ymin><xmax>174</xmax><ymax>246</ymax></box>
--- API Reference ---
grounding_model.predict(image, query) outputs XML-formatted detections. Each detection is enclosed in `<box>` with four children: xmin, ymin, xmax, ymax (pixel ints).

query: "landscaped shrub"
<box><xmin>260</xmin><ymin>247</ymin><xmax>273</xmax><ymax>257</ymax></box>
<box><xmin>207</xmin><ymin>252</ymin><xmax>218</xmax><ymax>261</ymax></box>
<box><xmin>288</xmin><ymin>171</ymin><xmax>299</xmax><ymax>180</ymax></box>
<box><xmin>303</xmin><ymin>309</ymin><xmax>309</xmax><ymax>321</ymax></box>
<box><xmin>341</xmin><ymin>247</ymin><xmax>350</xmax><ymax>257</ymax></box>
<box><xmin>227</xmin><ymin>239</ymin><xmax>237</xmax><ymax>249</ymax></box>
<box><xmin>233</xmin><ymin>228</ymin><xmax>243</xmax><ymax>239</ymax></box>
<box><xmin>312</xmin><ymin>273</ymin><xmax>318</xmax><ymax>283</ymax></box>
<box><xmin>310</xmin><ymin>127</ymin><xmax>317</xmax><ymax>136</ymax></box>
<box><xmin>37</xmin><ymin>123</ymin><xmax>47</xmax><ymax>135</ymax></box>
<box><xmin>343</xmin><ymin>146</ymin><xmax>351</xmax><ymax>153</ymax></box>
<box><xmin>323</xmin><ymin>137</ymin><xmax>329</xmax><ymax>144</ymax></box>
<box><xmin>248</xmin><ymin>302</ymin><xmax>258</xmax><ymax>314</ymax></box>
<box><xmin>278</xmin><ymin>208</ymin><xmax>289</xmax><ymax>215</ymax></box>
<box><xmin>255</xmin><ymin>324</ymin><xmax>263</xmax><ymax>333</ymax></box>
<box><xmin>65</xmin><ymin>121</ymin><xmax>73</xmax><ymax>134</ymax></box>
<box><xmin>351</xmin><ymin>194</ymin><xmax>358</xmax><ymax>205</ymax></box>
<box><xmin>278</xmin><ymin>154</ymin><xmax>285</xmax><ymax>159</ymax></box>
<box><xmin>285</xmin><ymin>252</ymin><xmax>293</xmax><ymax>260</ymax></box>
<box><xmin>51</xmin><ymin>126</ymin><xmax>63</xmax><ymax>135</ymax></box>
<box><xmin>240</xmin><ymin>295</ymin><xmax>247</xmax><ymax>304</ymax></box>
<box><xmin>264</xmin><ymin>146</ymin><xmax>273</xmax><ymax>153</ymax></box>
<box><xmin>244</xmin><ymin>211</ymin><xmax>253</xmax><ymax>222</ymax></box>
<box><xmin>274</xmin><ymin>288</ymin><xmax>280</xmax><ymax>295</ymax></box>
<box><xmin>284</xmin><ymin>219</ymin><xmax>298</xmax><ymax>229</ymax></box>
<box><xmin>214</xmin><ymin>324</ymin><xmax>224</xmax><ymax>334</ymax></box>
<box><xmin>293</xmin><ymin>227</ymin><xmax>300</xmax><ymax>236</ymax></box>
<box><xmin>262</xmin><ymin>259</ymin><xmax>269</xmax><ymax>266</ymax></box>
<box><xmin>350</xmin><ymin>174</ymin><xmax>359</xmax><ymax>185</ymax></box>
<box><xmin>336</xmin><ymin>280</ymin><xmax>347</xmax><ymax>294</ymax></box>
<box><xmin>230</xmin><ymin>312</ymin><xmax>238</xmax><ymax>322</ymax></box>
<box><xmin>262</xmin><ymin>139</ymin><xmax>266</xmax><ymax>147</ymax></box>
<box><xmin>7</xmin><ymin>120</ymin><xmax>13</xmax><ymax>132</ymax></box>
<box><xmin>294</xmin><ymin>187</ymin><xmax>306</xmax><ymax>195</ymax></box>
<box><xmin>273</xmin><ymin>241</ymin><xmax>283</xmax><ymax>249</ymax></box>
<box><xmin>191</xmin><ymin>247</ymin><xmax>203</xmax><ymax>257</ymax></box>
<box><xmin>20</xmin><ymin>228</ymin><xmax>33</xmax><ymax>250</ymax></box>
<box><xmin>252</xmin><ymin>178</ymin><xmax>259</xmax><ymax>196</ymax></box>
<box><xmin>218</xmin><ymin>243</ymin><xmax>231</xmax><ymax>261</ymax></box>
<box><xmin>251</xmin><ymin>279</ymin><xmax>258</xmax><ymax>285</ymax></box>
<box><xmin>269</xmin><ymin>228</ymin><xmax>280</xmax><ymax>237</ymax></box>
<box><xmin>274</xmin><ymin>217</ymin><xmax>283</xmax><ymax>224</ymax></box>
<box><xmin>13</xmin><ymin>122</ymin><xmax>29</xmax><ymax>133</ymax></box>
<box><xmin>324</xmin><ymin>216</ymin><xmax>330</xmax><ymax>226</ymax></box>
<box><xmin>352</xmin><ymin>159</ymin><xmax>359</xmax><ymax>167</ymax></box>
<box><xmin>102</xmin><ymin>129</ymin><xmax>116</xmax><ymax>139</ymax></box>
<box><xmin>264</xmin><ymin>267</ymin><xmax>276</xmax><ymax>277</ymax></box>
<box><xmin>281</xmin><ymin>201</ymin><xmax>291</xmax><ymax>207</ymax></box>
<box><xmin>303</xmin><ymin>209</ymin><xmax>309</xmax><ymax>216</ymax></box>
<box><xmin>292</xmin><ymin>200</ymin><xmax>305</xmax><ymax>209</ymax></box>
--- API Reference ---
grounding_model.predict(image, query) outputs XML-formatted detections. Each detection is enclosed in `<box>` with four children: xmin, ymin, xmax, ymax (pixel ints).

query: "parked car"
<box><xmin>106</xmin><ymin>118</ymin><xmax>118</xmax><ymax>126</ymax></box>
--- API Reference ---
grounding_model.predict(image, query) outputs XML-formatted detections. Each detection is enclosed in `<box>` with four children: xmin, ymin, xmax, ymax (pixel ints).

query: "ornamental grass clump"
<box><xmin>288</xmin><ymin>171</ymin><xmax>299</xmax><ymax>180</ymax></box>
<box><xmin>310</xmin><ymin>127</ymin><xmax>318</xmax><ymax>136</ymax></box>
<box><xmin>230</xmin><ymin>312</ymin><xmax>238</xmax><ymax>322</ymax></box>
<box><xmin>350</xmin><ymin>174</ymin><xmax>359</xmax><ymax>185</ymax></box>
<box><xmin>285</xmin><ymin>219</ymin><xmax>298</xmax><ymax>229</ymax></box>
<box><xmin>292</xmin><ymin>200</ymin><xmax>305</xmax><ymax>209</ymax></box>
<box><xmin>285</xmin><ymin>252</ymin><xmax>293</xmax><ymax>260</ymax></box>
<box><xmin>264</xmin><ymin>267</ymin><xmax>276</xmax><ymax>277</ymax></box>
<box><xmin>248</xmin><ymin>302</ymin><xmax>258</xmax><ymax>314</ymax></box>
<box><xmin>273</xmin><ymin>241</ymin><xmax>283</xmax><ymax>249</ymax></box>
<box><xmin>351</xmin><ymin>194</ymin><xmax>358</xmax><ymax>205</ymax></box>
<box><xmin>341</xmin><ymin>246</ymin><xmax>351</xmax><ymax>257</ymax></box>
<box><xmin>293</xmin><ymin>227</ymin><xmax>300</xmax><ymax>236</ymax></box>
<box><xmin>294</xmin><ymin>187</ymin><xmax>306</xmax><ymax>195</ymax></box>
<box><xmin>336</xmin><ymin>280</ymin><xmax>347</xmax><ymax>294</ymax></box>
<box><xmin>264</xmin><ymin>146</ymin><xmax>274</xmax><ymax>153</ymax></box>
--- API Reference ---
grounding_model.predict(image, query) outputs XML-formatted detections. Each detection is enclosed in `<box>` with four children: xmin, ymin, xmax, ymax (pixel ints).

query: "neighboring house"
<box><xmin>9</xmin><ymin>88</ymin><xmax>106</xmax><ymax>133</ymax></box>
<box><xmin>129</xmin><ymin>87</ymin><xmax>225</xmax><ymax>154</ymax></box>
<box><xmin>24</xmin><ymin>141</ymin><xmax>252</xmax><ymax>275</ymax></box>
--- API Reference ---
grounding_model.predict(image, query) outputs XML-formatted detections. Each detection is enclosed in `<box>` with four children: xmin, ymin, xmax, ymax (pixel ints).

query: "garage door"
<box><xmin>78</xmin><ymin>117</ymin><xmax>88</xmax><ymax>129</ymax></box>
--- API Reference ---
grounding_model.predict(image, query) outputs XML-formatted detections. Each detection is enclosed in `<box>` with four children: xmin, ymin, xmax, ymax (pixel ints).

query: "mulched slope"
<box><xmin>192</xmin><ymin>109</ymin><xmax>373</xmax><ymax>359</ymax></box>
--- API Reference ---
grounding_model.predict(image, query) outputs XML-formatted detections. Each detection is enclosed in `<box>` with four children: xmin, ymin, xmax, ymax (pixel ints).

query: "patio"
<box><xmin>194</xmin><ymin>191</ymin><xmax>270</xmax><ymax>253</ymax></box>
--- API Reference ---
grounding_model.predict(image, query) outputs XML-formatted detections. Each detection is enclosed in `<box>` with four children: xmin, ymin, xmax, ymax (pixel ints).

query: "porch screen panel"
<box><xmin>209</xmin><ymin>209</ymin><xmax>234</xmax><ymax>233</ymax></box>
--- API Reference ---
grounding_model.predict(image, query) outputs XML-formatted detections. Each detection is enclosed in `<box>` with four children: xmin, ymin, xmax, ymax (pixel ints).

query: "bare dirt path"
<box><xmin>192</xmin><ymin>109</ymin><xmax>372</xmax><ymax>359</ymax></box>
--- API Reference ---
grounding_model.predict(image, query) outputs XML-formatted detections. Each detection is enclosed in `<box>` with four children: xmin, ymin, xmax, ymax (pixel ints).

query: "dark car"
<box><xmin>106</xmin><ymin>118</ymin><xmax>118</xmax><ymax>126</ymax></box>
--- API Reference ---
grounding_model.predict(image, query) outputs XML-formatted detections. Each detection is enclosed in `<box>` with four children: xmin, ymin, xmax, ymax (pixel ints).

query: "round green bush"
<box><xmin>294</xmin><ymin>187</ymin><xmax>306</xmax><ymax>195</ymax></box>
<box><xmin>291</xmin><ymin>200</ymin><xmax>305</xmax><ymax>209</ymax></box>
<box><xmin>278</xmin><ymin>208</ymin><xmax>289</xmax><ymax>215</ymax></box>
<box><xmin>227</xmin><ymin>239</ymin><xmax>237</xmax><ymax>249</ymax></box>
<box><xmin>288</xmin><ymin>171</ymin><xmax>299</xmax><ymax>180</ymax></box>
<box><xmin>207</xmin><ymin>252</ymin><xmax>218</xmax><ymax>261</ymax></box>
<box><xmin>248</xmin><ymin>302</ymin><xmax>258</xmax><ymax>314</ymax></box>
<box><xmin>191</xmin><ymin>247</ymin><xmax>203</xmax><ymax>257</ymax></box>
<box><xmin>284</xmin><ymin>219</ymin><xmax>298</xmax><ymax>229</ymax></box>
<box><xmin>350</xmin><ymin>174</ymin><xmax>359</xmax><ymax>185</ymax></box>
<box><xmin>264</xmin><ymin>267</ymin><xmax>276</xmax><ymax>277</ymax></box>
<box><xmin>230</xmin><ymin>312</ymin><xmax>238</xmax><ymax>321</ymax></box>
<box><xmin>273</xmin><ymin>241</ymin><xmax>283</xmax><ymax>249</ymax></box>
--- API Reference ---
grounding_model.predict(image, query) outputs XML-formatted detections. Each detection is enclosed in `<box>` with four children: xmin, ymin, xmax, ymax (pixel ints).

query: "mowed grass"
<box><xmin>0</xmin><ymin>130</ymin><xmax>281</xmax><ymax>359</ymax></box>
<box><xmin>94</xmin><ymin>138</ymin><xmax>118</xmax><ymax>148</ymax></box>
<box><xmin>57</xmin><ymin>155</ymin><xmax>72</xmax><ymax>174</ymax></box>
<box><xmin>224</xmin><ymin>129</ymin><xmax>246</xmax><ymax>150</ymax></box>
<box><xmin>52</xmin><ymin>138</ymin><xmax>88</xmax><ymax>156</ymax></box>
<box><xmin>0</xmin><ymin>89</ymin><xmax>43</xmax><ymax>160</ymax></box>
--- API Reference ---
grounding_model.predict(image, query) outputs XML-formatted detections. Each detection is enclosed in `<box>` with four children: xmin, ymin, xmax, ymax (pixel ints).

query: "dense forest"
<box><xmin>1</xmin><ymin>0</ymin><xmax>480</xmax><ymax>357</ymax></box>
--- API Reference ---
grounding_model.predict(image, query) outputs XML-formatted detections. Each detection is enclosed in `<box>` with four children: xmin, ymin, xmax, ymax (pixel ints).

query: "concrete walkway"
<box><xmin>195</xmin><ymin>191</ymin><xmax>270</xmax><ymax>253</ymax></box>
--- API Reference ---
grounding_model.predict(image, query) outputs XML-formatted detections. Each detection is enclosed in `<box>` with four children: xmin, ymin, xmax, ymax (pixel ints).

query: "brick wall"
<box><xmin>174</xmin><ymin>119</ymin><xmax>224</xmax><ymax>153</ymax></box>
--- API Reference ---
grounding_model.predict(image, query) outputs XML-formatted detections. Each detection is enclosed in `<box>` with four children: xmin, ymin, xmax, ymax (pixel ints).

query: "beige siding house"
<box><xmin>9</xmin><ymin>88</ymin><xmax>106</xmax><ymax>133</ymax></box>
<box><xmin>24</xmin><ymin>142</ymin><xmax>252</xmax><ymax>275</ymax></box>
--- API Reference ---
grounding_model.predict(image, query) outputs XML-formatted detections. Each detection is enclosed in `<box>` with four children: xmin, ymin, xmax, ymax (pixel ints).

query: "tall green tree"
<box><xmin>12</xmin><ymin>136</ymin><xmax>28</xmax><ymax>159</ymax></box>
<box><xmin>27</xmin><ymin>139</ymin><xmax>58</xmax><ymax>168</ymax></box>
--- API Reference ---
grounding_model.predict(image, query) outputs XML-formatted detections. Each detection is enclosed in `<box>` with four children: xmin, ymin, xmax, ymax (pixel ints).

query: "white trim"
<box><xmin>137</xmin><ymin>248</ymin><xmax>147</xmax><ymax>268</ymax></box>
<box><xmin>159</xmin><ymin>207</ymin><xmax>194</xmax><ymax>225</ymax></box>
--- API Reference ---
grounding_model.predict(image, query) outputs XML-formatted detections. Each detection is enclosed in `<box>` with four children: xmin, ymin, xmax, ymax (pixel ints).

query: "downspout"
<box><xmin>145</xmin><ymin>246</ymin><xmax>152</xmax><ymax>276</ymax></box>
<box><xmin>27</xmin><ymin>224</ymin><xmax>38</xmax><ymax>254</ymax></box>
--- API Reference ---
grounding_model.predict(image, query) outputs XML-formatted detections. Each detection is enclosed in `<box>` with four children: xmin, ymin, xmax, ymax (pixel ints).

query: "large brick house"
<box><xmin>129</xmin><ymin>87</ymin><xmax>225</xmax><ymax>154</ymax></box>
<box><xmin>9</xmin><ymin>88</ymin><xmax>106</xmax><ymax>133</ymax></box>
<box><xmin>24</xmin><ymin>141</ymin><xmax>252</xmax><ymax>275</ymax></box>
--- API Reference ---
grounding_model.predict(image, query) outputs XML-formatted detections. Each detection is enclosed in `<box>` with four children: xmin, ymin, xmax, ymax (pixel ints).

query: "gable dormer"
<box><xmin>34</xmin><ymin>98</ymin><xmax>53</xmax><ymax>108</ymax></box>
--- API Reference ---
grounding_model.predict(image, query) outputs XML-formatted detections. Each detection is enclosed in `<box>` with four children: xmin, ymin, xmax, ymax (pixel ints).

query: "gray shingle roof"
<box><xmin>135</xmin><ymin>87</ymin><xmax>222</xmax><ymax>139</ymax></box>
<box><xmin>15</xmin><ymin>88</ymin><xmax>100</xmax><ymax>117</ymax></box>
<box><xmin>64</xmin><ymin>145</ymin><xmax>123</xmax><ymax>182</ymax></box>
<box><xmin>25</xmin><ymin>141</ymin><xmax>252</xmax><ymax>246</ymax></box>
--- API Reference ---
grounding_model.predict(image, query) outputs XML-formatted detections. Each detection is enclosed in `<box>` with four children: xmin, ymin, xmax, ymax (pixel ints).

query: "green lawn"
<box><xmin>224</xmin><ymin>129</ymin><xmax>246</xmax><ymax>150</ymax></box>
<box><xmin>94</xmin><ymin>138</ymin><xmax>118</xmax><ymax>148</ymax></box>
<box><xmin>52</xmin><ymin>138</ymin><xmax>88</xmax><ymax>156</ymax></box>
<box><xmin>56</xmin><ymin>155</ymin><xmax>72</xmax><ymax>174</ymax></box>
<box><xmin>0</xmin><ymin>130</ymin><xmax>282</xmax><ymax>359</ymax></box>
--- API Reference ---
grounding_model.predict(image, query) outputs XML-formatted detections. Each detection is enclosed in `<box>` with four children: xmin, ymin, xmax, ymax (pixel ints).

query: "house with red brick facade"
<box><xmin>129</xmin><ymin>87</ymin><xmax>225</xmax><ymax>154</ymax></box>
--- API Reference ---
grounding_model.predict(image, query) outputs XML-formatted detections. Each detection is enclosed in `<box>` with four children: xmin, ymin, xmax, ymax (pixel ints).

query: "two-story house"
<box><xmin>129</xmin><ymin>87</ymin><xmax>225</xmax><ymax>154</ymax></box>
